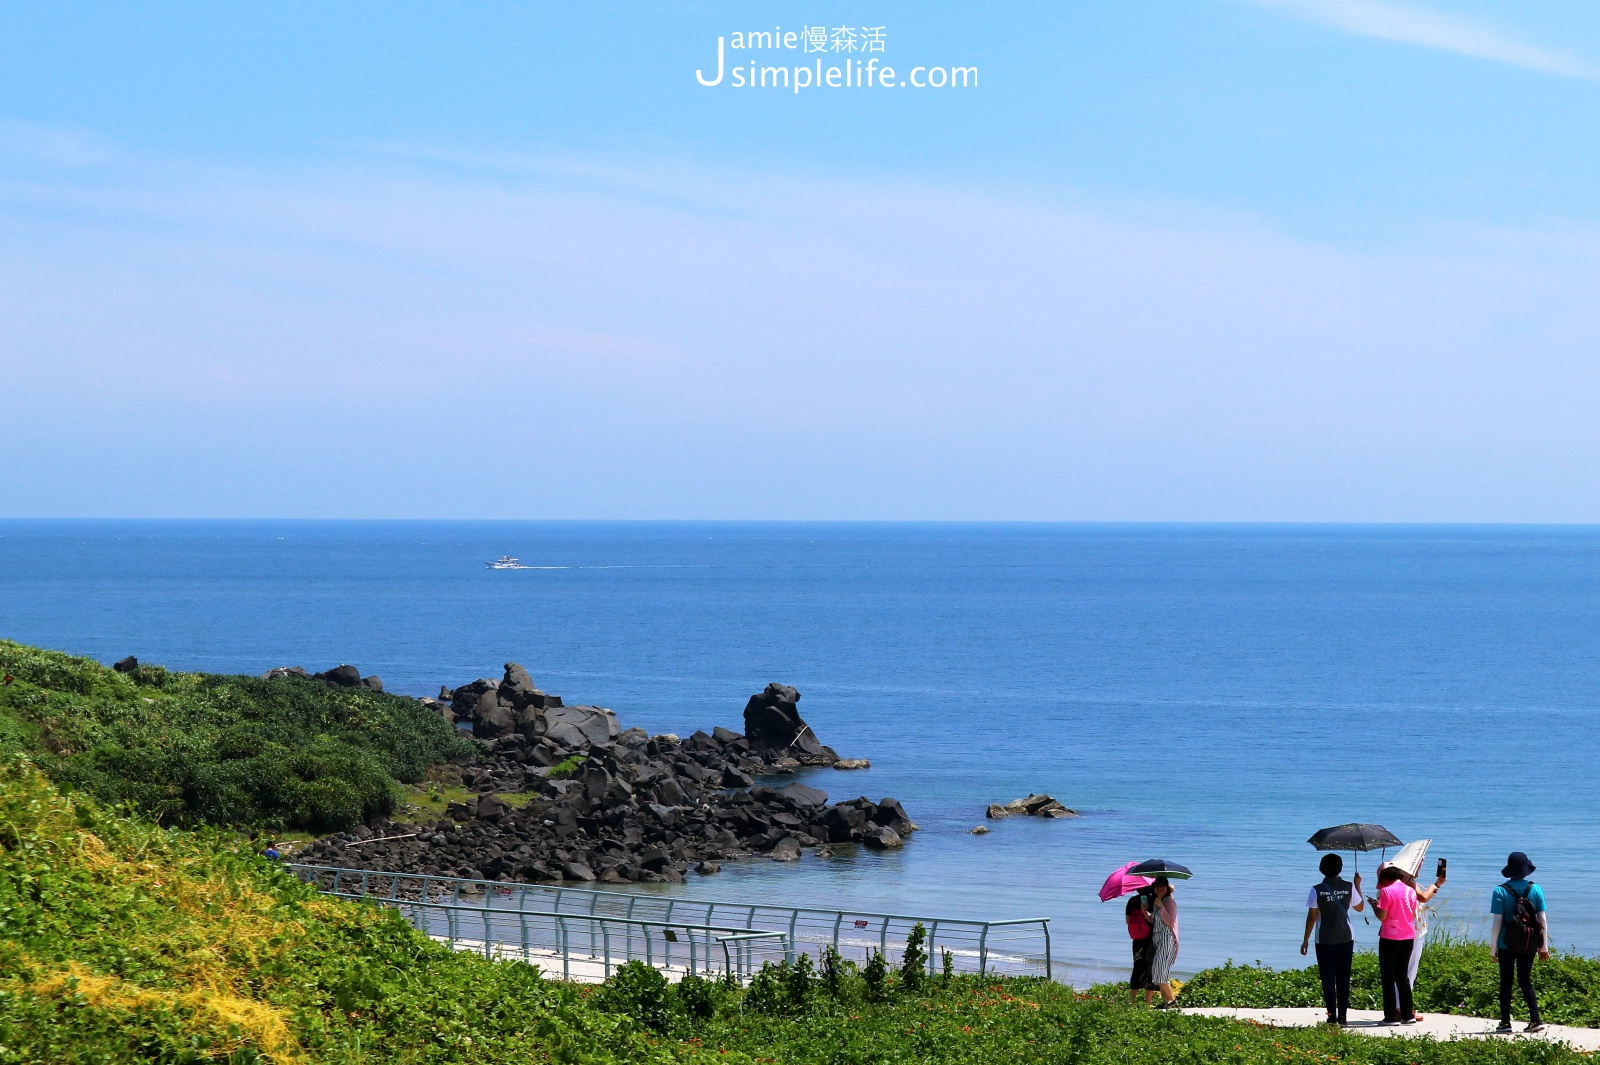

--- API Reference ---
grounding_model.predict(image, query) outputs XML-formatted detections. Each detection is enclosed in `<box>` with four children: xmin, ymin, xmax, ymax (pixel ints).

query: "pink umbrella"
<box><xmin>1099</xmin><ymin>860</ymin><xmax>1154</xmax><ymax>902</ymax></box>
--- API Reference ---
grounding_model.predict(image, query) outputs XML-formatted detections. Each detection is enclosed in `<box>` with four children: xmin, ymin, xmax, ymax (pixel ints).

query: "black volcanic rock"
<box><xmin>742</xmin><ymin>683</ymin><xmax>838</xmax><ymax>765</ymax></box>
<box><xmin>292</xmin><ymin>670</ymin><xmax>913</xmax><ymax>886</ymax></box>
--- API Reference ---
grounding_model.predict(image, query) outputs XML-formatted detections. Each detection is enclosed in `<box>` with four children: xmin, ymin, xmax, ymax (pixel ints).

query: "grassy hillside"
<box><xmin>0</xmin><ymin>758</ymin><xmax>673</xmax><ymax>1065</ymax></box>
<box><xmin>3</xmin><ymin>758</ymin><xmax>1590</xmax><ymax>1064</ymax></box>
<box><xmin>0</xmin><ymin>641</ymin><xmax>471</xmax><ymax>832</ymax></box>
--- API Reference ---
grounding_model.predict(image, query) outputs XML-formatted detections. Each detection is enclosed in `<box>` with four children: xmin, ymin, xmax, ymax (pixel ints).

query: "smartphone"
<box><xmin>1436</xmin><ymin>857</ymin><xmax>1447</xmax><ymax>879</ymax></box>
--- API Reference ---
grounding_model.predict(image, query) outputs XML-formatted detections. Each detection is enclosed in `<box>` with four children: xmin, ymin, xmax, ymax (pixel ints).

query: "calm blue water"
<box><xmin>4</xmin><ymin>521</ymin><xmax>1598</xmax><ymax>984</ymax></box>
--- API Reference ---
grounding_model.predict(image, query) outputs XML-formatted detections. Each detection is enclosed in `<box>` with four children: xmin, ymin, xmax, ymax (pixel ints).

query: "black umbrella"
<box><xmin>1308</xmin><ymin>823</ymin><xmax>1402</xmax><ymax>878</ymax></box>
<box><xmin>1129</xmin><ymin>858</ymin><xmax>1193</xmax><ymax>880</ymax></box>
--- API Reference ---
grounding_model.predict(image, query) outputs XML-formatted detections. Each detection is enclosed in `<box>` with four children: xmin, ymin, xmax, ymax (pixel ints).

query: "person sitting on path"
<box><xmin>1490</xmin><ymin>851</ymin><xmax>1549</xmax><ymax>1035</ymax></box>
<box><xmin>1126</xmin><ymin>887</ymin><xmax>1156</xmax><ymax>1005</ymax></box>
<box><xmin>1147</xmin><ymin>877</ymin><xmax>1180</xmax><ymax>1008</ymax></box>
<box><xmin>1371</xmin><ymin>863</ymin><xmax>1443</xmax><ymax>1025</ymax></box>
<box><xmin>1300</xmin><ymin>854</ymin><xmax>1364</xmax><ymax>1026</ymax></box>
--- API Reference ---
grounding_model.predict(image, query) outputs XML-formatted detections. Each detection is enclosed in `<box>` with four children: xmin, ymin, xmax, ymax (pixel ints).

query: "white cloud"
<box><xmin>3</xmin><ymin>143</ymin><xmax>1600</xmax><ymax>519</ymax></box>
<box><xmin>1246</xmin><ymin>0</ymin><xmax>1600</xmax><ymax>79</ymax></box>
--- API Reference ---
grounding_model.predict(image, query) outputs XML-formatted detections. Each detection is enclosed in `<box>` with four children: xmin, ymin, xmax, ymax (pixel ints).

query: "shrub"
<box><xmin>821</xmin><ymin>944</ymin><xmax>850</xmax><ymax>1000</ymax></box>
<box><xmin>593</xmin><ymin>960</ymin><xmax>677</xmax><ymax>1034</ymax></box>
<box><xmin>863</xmin><ymin>949</ymin><xmax>889</xmax><ymax>1002</ymax></box>
<box><xmin>547</xmin><ymin>754</ymin><xmax>586</xmax><ymax>780</ymax></box>
<box><xmin>675</xmin><ymin>972</ymin><xmax>718</xmax><ymax>1021</ymax></box>
<box><xmin>744</xmin><ymin>960</ymin><xmax>791</xmax><ymax>1015</ymax></box>
<box><xmin>786</xmin><ymin>951</ymin><xmax>817</xmax><ymax>1010</ymax></box>
<box><xmin>900</xmin><ymin>922</ymin><xmax>929</xmax><ymax>992</ymax></box>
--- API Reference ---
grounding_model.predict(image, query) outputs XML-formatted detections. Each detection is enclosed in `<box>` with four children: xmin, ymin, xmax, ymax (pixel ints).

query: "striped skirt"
<box><xmin>1149</xmin><ymin>916</ymin><xmax>1179</xmax><ymax>984</ymax></box>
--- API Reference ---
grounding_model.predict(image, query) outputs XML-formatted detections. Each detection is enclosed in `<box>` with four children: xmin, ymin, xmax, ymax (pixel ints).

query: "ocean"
<box><xmin>3</xmin><ymin>520</ymin><xmax>1598</xmax><ymax>985</ymax></box>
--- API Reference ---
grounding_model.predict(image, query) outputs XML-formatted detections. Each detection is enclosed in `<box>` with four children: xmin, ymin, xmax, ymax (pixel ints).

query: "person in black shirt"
<box><xmin>1301</xmin><ymin>854</ymin><xmax>1364</xmax><ymax>1025</ymax></box>
<box><xmin>1125</xmin><ymin>887</ymin><xmax>1156</xmax><ymax>1003</ymax></box>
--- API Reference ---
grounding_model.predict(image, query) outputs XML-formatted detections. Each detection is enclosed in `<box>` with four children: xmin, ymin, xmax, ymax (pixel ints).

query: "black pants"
<box><xmin>1314</xmin><ymin>940</ymin><xmax>1354</xmax><ymax>1022</ymax></box>
<box><xmin>1378</xmin><ymin>937</ymin><xmax>1415</xmax><ymax>1021</ymax></box>
<box><xmin>1499</xmin><ymin>951</ymin><xmax>1542</xmax><ymax>1025</ymax></box>
<box><xmin>1130</xmin><ymin>936</ymin><xmax>1154</xmax><ymax>991</ymax></box>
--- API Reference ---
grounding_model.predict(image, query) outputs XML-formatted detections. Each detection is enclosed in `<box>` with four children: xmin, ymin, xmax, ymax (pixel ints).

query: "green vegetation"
<box><xmin>6</xmin><ymin>641</ymin><xmax>1599</xmax><ymax>1063</ymax></box>
<box><xmin>546</xmin><ymin>755</ymin><xmax>585</xmax><ymax>780</ymax></box>
<box><xmin>0</xmin><ymin>759</ymin><xmax>671</xmax><ymax>1065</ymax></box>
<box><xmin>599</xmin><ymin>954</ymin><xmax>1591</xmax><ymax>1065</ymax></box>
<box><xmin>1181</xmin><ymin>937</ymin><xmax>1600</xmax><ymax>1027</ymax></box>
<box><xmin>3</xmin><ymin>759</ymin><xmax>1592</xmax><ymax>1064</ymax></box>
<box><xmin>0</xmin><ymin>640</ymin><xmax>472</xmax><ymax>832</ymax></box>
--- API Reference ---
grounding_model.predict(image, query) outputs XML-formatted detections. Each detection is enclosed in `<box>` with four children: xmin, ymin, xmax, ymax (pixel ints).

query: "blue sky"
<box><xmin>3</xmin><ymin>2</ymin><xmax>1600</xmax><ymax>518</ymax></box>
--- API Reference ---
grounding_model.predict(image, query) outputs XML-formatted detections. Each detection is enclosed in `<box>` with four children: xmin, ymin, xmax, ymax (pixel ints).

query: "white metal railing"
<box><xmin>291</xmin><ymin>863</ymin><xmax>1052</xmax><ymax>980</ymax></box>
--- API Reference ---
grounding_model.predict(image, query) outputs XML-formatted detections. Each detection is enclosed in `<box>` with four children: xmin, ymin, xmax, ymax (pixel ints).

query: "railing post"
<box><xmin>521</xmin><ymin>912</ymin><xmax>529</xmax><ymax>960</ymax></box>
<box><xmin>978</xmin><ymin>923</ymin><xmax>990</xmax><ymax>975</ymax></box>
<box><xmin>1042</xmin><ymin>920</ymin><xmax>1052</xmax><ymax>982</ymax></box>
<box><xmin>832</xmin><ymin>912</ymin><xmax>843</xmax><ymax>952</ymax></box>
<box><xmin>560</xmin><ymin>917</ymin><xmax>570</xmax><ymax>981</ymax></box>
<box><xmin>927</xmin><ymin>921</ymin><xmax>939</xmax><ymax>975</ymax></box>
<box><xmin>603</xmin><ymin>922</ymin><xmax>612</xmax><ymax>979</ymax></box>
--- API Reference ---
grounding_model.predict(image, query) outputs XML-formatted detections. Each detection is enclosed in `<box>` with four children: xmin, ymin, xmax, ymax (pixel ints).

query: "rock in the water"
<box><xmin>562</xmin><ymin>861</ymin><xmax>596</xmax><ymax>882</ymax></box>
<box><xmin>987</xmin><ymin>794</ymin><xmax>1077</xmax><ymax>819</ymax></box>
<box><xmin>741</xmin><ymin>683</ymin><xmax>839</xmax><ymax>765</ymax></box>
<box><xmin>695</xmin><ymin>860</ymin><xmax>721</xmax><ymax>875</ymax></box>
<box><xmin>970</xmin><ymin>825</ymin><xmax>990</xmax><ymax>835</ymax></box>
<box><xmin>113</xmin><ymin>656</ymin><xmax>139</xmax><ymax>673</ymax></box>
<box><xmin>834</xmin><ymin>758</ymin><xmax>870</xmax><ymax>770</ymax></box>
<box><xmin>770</xmin><ymin>837</ymin><xmax>802</xmax><ymax>862</ymax></box>
<box><xmin>778</xmin><ymin>781</ymin><xmax>828</xmax><ymax>807</ymax></box>
<box><xmin>263</xmin><ymin>666</ymin><xmax>311</xmax><ymax>681</ymax></box>
<box><xmin>863</xmin><ymin>826</ymin><xmax>903</xmax><ymax>850</ymax></box>
<box><xmin>362</xmin><ymin>675</ymin><xmax>384</xmax><ymax>692</ymax></box>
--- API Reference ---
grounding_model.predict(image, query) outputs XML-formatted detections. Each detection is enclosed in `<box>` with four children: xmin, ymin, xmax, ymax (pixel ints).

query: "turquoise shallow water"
<box><xmin>3</xmin><ymin>520</ymin><xmax>1598</xmax><ymax>984</ymax></box>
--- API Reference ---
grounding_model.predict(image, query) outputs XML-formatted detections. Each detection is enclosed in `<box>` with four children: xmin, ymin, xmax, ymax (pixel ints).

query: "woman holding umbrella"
<box><xmin>1148</xmin><ymin>877</ymin><xmax>1180</xmax><ymax>1007</ymax></box>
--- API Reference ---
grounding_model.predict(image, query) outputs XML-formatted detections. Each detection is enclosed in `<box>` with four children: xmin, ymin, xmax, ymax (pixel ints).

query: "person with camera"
<box><xmin>1490</xmin><ymin>851</ymin><xmax>1549</xmax><ymax>1034</ymax></box>
<box><xmin>1371</xmin><ymin>861</ymin><xmax>1445</xmax><ymax>1025</ymax></box>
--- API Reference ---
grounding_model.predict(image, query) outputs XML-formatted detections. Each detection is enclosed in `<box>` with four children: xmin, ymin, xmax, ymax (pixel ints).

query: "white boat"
<box><xmin>487</xmin><ymin>555</ymin><xmax>527</xmax><ymax>570</ymax></box>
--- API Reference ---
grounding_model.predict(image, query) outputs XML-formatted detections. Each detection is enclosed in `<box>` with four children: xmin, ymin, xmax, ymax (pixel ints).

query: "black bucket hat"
<box><xmin>1502</xmin><ymin>852</ymin><xmax>1536</xmax><ymax>879</ymax></box>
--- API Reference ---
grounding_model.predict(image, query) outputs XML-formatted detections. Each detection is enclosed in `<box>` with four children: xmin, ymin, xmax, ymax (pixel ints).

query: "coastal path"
<box><xmin>1183</xmin><ymin>1009</ymin><xmax>1600</xmax><ymax>1051</ymax></box>
<box><xmin>289</xmin><ymin>862</ymin><xmax>1053</xmax><ymax>984</ymax></box>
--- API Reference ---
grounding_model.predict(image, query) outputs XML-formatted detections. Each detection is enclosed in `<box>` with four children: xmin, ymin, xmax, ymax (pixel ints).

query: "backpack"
<box><xmin>1501</xmin><ymin>883</ymin><xmax>1543</xmax><ymax>953</ymax></box>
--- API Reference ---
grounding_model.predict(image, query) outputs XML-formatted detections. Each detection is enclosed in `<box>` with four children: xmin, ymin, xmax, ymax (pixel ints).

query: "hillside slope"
<box><xmin>0</xmin><ymin>641</ymin><xmax>470</xmax><ymax>831</ymax></box>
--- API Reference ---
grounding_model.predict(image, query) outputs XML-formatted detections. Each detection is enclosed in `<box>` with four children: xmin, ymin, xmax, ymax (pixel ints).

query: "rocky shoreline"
<box><xmin>291</xmin><ymin>666</ymin><xmax>917</xmax><ymax>884</ymax></box>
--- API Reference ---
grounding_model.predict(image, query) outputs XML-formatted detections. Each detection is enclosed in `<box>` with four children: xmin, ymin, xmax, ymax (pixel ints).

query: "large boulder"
<box><xmin>113</xmin><ymin>656</ymin><xmax>139</xmax><ymax>673</ymax></box>
<box><xmin>537</xmin><ymin>705</ymin><xmax>620</xmax><ymax>748</ymax></box>
<box><xmin>741</xmin><ymin>683</ymin><xmax>838</xmax><ymax>765</ymax></box>
<box><xmin>263</xmin><ymin>666</ymin><xmax>311</xmax><ymax>681</ymax></box>
<box><xmin>472</xmin><ymin>691</ymin><xmax>517</xmax><ymax>739</ymax></box>
<box><xmin>779</xmin><ymin>781</ymin><xmax>828</xmax><ymax>807</ymax></box>
<box><xmin>498</xmin><ymin>662</ymin><xmax>561</xmax><ymax>710</ymax></box>
<box><xmin>313</xmin><ymin>664</ymin><xmax>364</xmax><ymax>688</ymax></box>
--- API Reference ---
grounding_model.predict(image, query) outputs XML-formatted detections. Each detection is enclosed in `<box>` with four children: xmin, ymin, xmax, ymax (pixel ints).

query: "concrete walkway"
<box><xmin>1182</xmin><ymin>1008</ymin><xmax>1600</xmax><ymax>1051</ymax></box>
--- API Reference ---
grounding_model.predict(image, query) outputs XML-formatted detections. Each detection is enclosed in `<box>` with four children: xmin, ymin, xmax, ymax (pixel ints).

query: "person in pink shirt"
<box><xmin>1372</xmin><ymin>863</ymin><xmax>1444</xmax><ymax>1024</ymax></box>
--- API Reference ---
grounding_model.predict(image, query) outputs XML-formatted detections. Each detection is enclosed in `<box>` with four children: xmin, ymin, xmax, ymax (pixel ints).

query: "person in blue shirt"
<box><xmin>1489</xmin><ymin>851</ymin><xmax>1548</xmax><ymax>1034</ymax></box>
<box><xmin>262</xmin><ymin>840</ymin><xmax>282</xmax><ymax>862</ymax></box>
